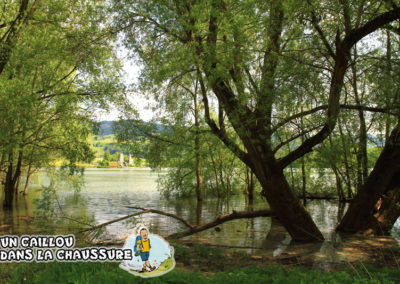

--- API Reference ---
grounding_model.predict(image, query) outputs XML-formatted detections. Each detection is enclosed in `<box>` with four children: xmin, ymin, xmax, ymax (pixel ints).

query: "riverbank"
<box><xmin>3</xmin><ymin>235</ymin><xmax>399</xmax><ymax>283</ymax></box>
<box><xmin>1</xmin><ymin>259</ymin><xmax>399</xmax><ymax>283</ymax></box>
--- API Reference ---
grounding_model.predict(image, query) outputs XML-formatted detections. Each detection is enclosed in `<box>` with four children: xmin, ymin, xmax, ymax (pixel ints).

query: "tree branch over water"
<box><xmin>79</xmin><ymin>206</ymin><xmax>274</xmax><ymax>240</ymax></box>
<box><xmin>166</xmin><ymin>209</ymin><xmax>274</xmax><ymax>240</ymax></box>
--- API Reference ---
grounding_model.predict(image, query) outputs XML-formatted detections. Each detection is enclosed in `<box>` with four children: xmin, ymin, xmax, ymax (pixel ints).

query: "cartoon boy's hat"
<box><xmin>138</xmin><ymin>226</ymin><xmax>149</xmax><ymax>235</ymax></box>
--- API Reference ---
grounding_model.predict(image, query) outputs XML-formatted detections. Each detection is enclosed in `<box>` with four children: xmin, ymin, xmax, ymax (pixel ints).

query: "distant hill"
<box><xmin>96</xmin><ymin>120</ymin><xmax>164</xmax><ymax>137</ymax></box>
<box><xmin>91</xmin><ymin>120</ymin><xmax>163</xmax><ymax>162</ymax></box>
<box><xmin>97</xmin><ymin>120</ymin><xmax>114</xmax><ymax>136</ymax></box>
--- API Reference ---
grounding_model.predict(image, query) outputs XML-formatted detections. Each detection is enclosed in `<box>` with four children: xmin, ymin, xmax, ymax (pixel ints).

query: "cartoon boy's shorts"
<box><xmin>140</xmin><ymin>252</ymin><xmax>149</xmax><ymax>261</ymax></box>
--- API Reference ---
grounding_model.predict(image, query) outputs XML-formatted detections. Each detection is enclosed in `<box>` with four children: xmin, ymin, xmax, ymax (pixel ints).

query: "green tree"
<box><xmin>113</xmin><ymin>0</ymin><xmax>400</xmax><ymax>241</ymax></box>
<box><xmin>0</xmin><ymin>0</ymin><xmax>125</xmax><ymax>208</ymax></box>
<box><xmin>103</xmin><ymin>151</ymin><xmax>111</xmax><ymax>161</ymax></box>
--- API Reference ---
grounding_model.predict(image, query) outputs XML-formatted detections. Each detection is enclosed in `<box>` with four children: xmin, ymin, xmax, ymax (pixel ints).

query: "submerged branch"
<box><xmin>79</xmin><ymin>206</ymin><xmax>274</xmax><ymax>241</ymax></box>
<box><xmin>125</xmin><ymin>206</ymin><xmax>194</xmax><ymax>229</ymax></box>
<box><xmin>79</xmin><ymin>209</ymin><xmax>151</xmax><ymax>233</ymax></box>
<box><xmin>166</xmin><ymin>209</ymin><xmax>274</xmax><ymax>240</ymax></box>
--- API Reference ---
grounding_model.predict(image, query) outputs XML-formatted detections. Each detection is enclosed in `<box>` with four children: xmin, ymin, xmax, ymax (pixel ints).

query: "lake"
<box><xmin>1</xmin><ymin>168</ymin><xmax>399</xmax><ymax>268</ymax></box>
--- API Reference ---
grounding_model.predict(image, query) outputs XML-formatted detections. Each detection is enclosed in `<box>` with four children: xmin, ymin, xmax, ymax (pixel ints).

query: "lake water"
<box><xmin>1</xmin><ymin>168</ymin><xmax>399</xmax><ymax>268</ymax></box>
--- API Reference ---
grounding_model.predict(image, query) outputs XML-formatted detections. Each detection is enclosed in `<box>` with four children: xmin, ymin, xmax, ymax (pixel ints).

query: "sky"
<box><xmin>94</xmin><ymin>46</ymin><xmax>155</xmax><ymax>122</ymax></box>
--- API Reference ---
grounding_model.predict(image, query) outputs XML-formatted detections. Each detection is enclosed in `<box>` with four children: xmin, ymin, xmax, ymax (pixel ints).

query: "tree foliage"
<box><xmin>112</xmin><ymin>0</ymin><xmax>400</xmax><ymax>240</ymax></box>
<box><xmin>0</xmin><ymin>0</ymin><xmax>125</xmax><ymax>207</ymax></box>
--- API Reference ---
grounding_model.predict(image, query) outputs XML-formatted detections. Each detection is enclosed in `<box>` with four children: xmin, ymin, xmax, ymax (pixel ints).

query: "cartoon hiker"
<box><xmin>135</xmin><ymin>227</ymin><xmax>155</xmax><ymax>272</ymax></box>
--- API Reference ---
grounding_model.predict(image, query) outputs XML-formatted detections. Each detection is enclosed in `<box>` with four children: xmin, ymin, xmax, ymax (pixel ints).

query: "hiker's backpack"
<box><xmin>134</xmin><ymin>236</ymin><xmax>142</xmax><ymax>255</ymax></box>
<box><xmin>134</xmin><ymin>236</ymin><xmax>151</xmax><ymax>256</ymax></box>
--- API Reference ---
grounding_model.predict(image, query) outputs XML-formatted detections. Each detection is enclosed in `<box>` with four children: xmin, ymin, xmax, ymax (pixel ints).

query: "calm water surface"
<box><xmin>1</xmin><ymin>168</ymin><xmax>399</xmax><ymax>268</ymax></box>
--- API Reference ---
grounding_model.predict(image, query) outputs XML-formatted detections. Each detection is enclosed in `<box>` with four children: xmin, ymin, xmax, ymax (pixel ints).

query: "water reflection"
<box><xmin>1</xmin><ymin>168</ymin><xmax>399</xmax><ymax>267</ymax></box>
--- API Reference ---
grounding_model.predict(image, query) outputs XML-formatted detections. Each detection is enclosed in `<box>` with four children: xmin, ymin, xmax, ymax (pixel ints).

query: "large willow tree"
<box><xmin>113</xmin><ymin>0</ymin><xmax>400</xmax><ymax>241</ymax></box>
<box><xmin>0</xmin><ymin>0</ymin><xmax>125</xmax><ymax>208</ymax></box>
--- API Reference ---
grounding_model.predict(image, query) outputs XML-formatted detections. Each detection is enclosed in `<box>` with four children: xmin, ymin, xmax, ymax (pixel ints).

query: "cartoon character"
<box><xmin>135</xmin><ymin>227</ymin><xmax>155</xmax><ymax>272</ymax></box>
<box><xmin>119</xmin><ymin>225</ymin><xmax>175</xmax><ymax>278</ymax></box>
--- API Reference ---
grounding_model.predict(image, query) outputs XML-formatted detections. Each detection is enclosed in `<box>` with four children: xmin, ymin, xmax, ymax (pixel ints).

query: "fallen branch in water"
<box><xmin>79</xmin><ymin>209</ymin><xmax>151</xmax><ymax>233</ymax></box>
<box><xmin>125</xmin><ymin>206</ymin><xmax>194</xmax><ymax>229</ymax></box>
<box><xmin>178</xmin><ymin>240</ymin><xmax>263</xmax><ymax>249</ymax></box>
<box><xmin>79</xmin><ymin>206</ymin><xmax>274</xmax><ymax>241</ymax></box>
<box><xmin>88</xmin><ymin>239</ymin><xmax>125</xmax><ymax>246</ymax></box>
<box><xmin>166</xmin><ymin>209</ymin><xmax>274</xmax><ymax>240</ymax></box>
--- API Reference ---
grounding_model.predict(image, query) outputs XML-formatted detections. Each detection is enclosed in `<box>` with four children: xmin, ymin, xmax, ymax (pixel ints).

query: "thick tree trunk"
<box><xmin>250</xmin><ymin>154</ymin><xmax>324</xmax><ymax>242</ymax></box>
<box><xmin>374</xmin><ymin>180</ymin><xmax>400</xmax><ymax>234</ymax></box>
<box><xmin>3</xmin><ymin>150</ymin><xmax>23</xmax><ymax>208</ymax></box>
<box><xmin>337</xmin><ymin>123</ymin><xmax>400</xmax><ymax>234</ymax></box>
<box><xmin>4</xmin><ymin>160</ymin><xmax>14</xmax><ymax>209</ymax></box>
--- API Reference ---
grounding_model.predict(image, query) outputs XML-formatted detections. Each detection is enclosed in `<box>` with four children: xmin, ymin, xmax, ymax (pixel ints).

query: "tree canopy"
<box><xmin>112</xmin><ymin>0</ymin><xmax>400</xmax><ymax>241</ymax></box>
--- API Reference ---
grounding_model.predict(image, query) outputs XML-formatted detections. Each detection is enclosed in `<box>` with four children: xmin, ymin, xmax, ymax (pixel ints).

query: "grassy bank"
<box><xmin>1</xmin><ymin>261</ymin><xmax>400</xmax><ymax>284</ymax></box>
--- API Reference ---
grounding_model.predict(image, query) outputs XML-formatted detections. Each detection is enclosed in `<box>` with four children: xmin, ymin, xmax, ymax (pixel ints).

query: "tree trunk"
<box><xmin>328</xmin><ymin>134</ymin><xmax>345</xmax><ymax>201</ymax></box>
<box><xmin>23</xmin><ymin>165</ymin><xmax>32</xmax><ymax>195</ymax></box>
<box><xmin>337</xmin><ymin>123</ymin><xmax>400</xmax><ymax>234</ymax></box>
<box><xmin>15</xmin><ymin>174</ymin><xmax>22</xmax><ymax>196</ymax></box>
<box><xmin>245</xmin><ymin>166</ymin><xmax>255</xmax><ymax>202</ymax></box>
<box><xmin>194</xmin><ymin>91</ymin><xmax>203</xmax><ymax>202</ymax></box>
<box><xmin>195</xmin><ymin>148</ymin><xmax>203</xmax><ymax>202</ymax></box>
<box><xmin>3</xmin><ymin>150</ymin><xmax>23</xmax><ymax>208</ymax></box>
<box><xmin>338</xmin><ymin>119</ymin><xmax>353</xmax><ymax>198</ymax></box>
<box><xmin>249</xmin><ymin>169</ymin><xmax>254</xmax><ymax>202</ymax></box>
<box><xmin>333</xmin><ymin>167</ymin><xmax>345</xmax><ymax>202</ymax></box>
<box><xmin>301</xmin><ymin>157</ymin><xmax>307</xmax><ymax>203</ymax></box>
<box><xmin>385</xmin><ymin>31</ymin><xmax>393</xmax><ymax>142</ymax></box>
<box><xmin>250</xmin><ymin>154</ymin><xmax>324</xmax><ymax>242</ymax></box>
<box><xmin>196</xmin><ymin>200</ymin><xmax>203</xmax><ymax>226</ymax></box>
<box><xmin>4</xmin><ymin>159</ymin><xmax>14</xmax><ymax>209</ymax></box>
<box><xmin>373</xmin><ymin>173</ymin><xmax>400</xmax><ymax>234</ymax></box>
<box><xmin>351</xmin><ymin>48</ymin><xmax>369</xmax><ymax>189</ymax></box>
<box><xmin>207</xmin><ymin>142</ymin><xmax>221</xmax><ymax>198</ymax></box>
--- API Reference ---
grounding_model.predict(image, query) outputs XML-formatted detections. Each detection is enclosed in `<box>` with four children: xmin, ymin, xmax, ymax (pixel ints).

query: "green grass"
<box><xmin>120</xmin><ymin>257</ymin><xmax>175</xmax><ymax>278</ymax></box>
<box><xmin>2</xmin><ymin>261</ymin><xmax>400</xmax><ymax>284</ymax></box>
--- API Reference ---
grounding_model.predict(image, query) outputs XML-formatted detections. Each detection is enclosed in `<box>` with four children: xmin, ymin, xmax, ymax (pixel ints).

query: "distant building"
<box><xmin>118</xmin><ymin>153</ymin><xmax>125</xmax><ymax>167</ymax></box>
